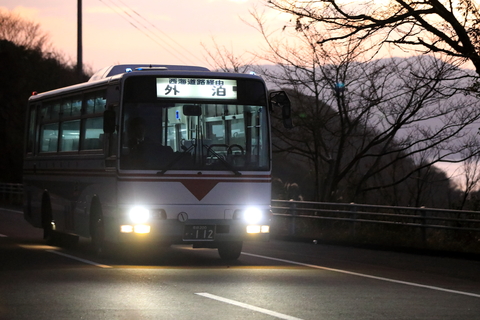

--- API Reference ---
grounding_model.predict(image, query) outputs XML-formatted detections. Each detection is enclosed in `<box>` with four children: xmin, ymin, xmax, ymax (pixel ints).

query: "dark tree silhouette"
<box><xmin>267</xmin><ymin>0</ymin><xmax>480</xmax><ymax>75</ymax></box>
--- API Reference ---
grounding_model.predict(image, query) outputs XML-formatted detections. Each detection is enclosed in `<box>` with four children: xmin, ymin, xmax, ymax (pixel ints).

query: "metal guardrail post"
<box><xmin>350</xmin><ymin>203</ymin><xmax>357</xmax><ymax>238</ymax></box>
<box><xmin>289</xmin><ymin>200</ymin><xmax>297</xmax><ymax>236</ymax></box>
<box><xmin>420</xmin><ymin>207</ymin><xmax>426</xmax><ymax>244</ymax></box>
<box><xmin>0</xmin><ymin>183</ymin><xmax>23</xmax><ymax>204</ymax></box>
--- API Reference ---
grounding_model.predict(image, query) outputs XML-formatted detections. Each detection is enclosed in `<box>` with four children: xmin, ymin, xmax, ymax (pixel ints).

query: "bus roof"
<box><xmin>29</xmin><ymin>64</ymin><xmax>264</xmax><ymax>102</ymax></box>
<box><xmin>89</xmin><ymin>64</ymin><xmax>210</xmax><ymax>81</ymax></box>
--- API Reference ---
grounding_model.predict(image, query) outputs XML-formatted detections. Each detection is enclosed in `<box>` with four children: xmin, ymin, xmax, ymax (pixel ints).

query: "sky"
<box><xmin>1</xmin><ymin>0</ymin><xmax>474</xmax><ymax>185</ymax></box>
<box><xmin>1</xmin><ymin>0</ymin><xmax>286</xmax><ymax>73</ymax></box>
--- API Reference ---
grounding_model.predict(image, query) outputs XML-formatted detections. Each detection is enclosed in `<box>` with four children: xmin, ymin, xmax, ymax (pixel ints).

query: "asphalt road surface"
<box><xmin>1</xmin><ymin>207</ymin><xmax>479</xmax><ymax>320</ymax></box>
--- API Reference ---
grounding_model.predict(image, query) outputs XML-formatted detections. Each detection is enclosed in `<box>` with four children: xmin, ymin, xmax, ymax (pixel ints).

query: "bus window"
<box><xmin>230</xmin><ymin>118</ymin><xmax>244</xmax><ymax>145</ymax></box>
<box><xmin>60</xmin><ymin>120</ymin><xmax>80</xmax><ymax>152</ymax></box>
<box><xmin>40</xmin><ymin>123</ymin><xmax>59</xmax><ymax>152</ymax></box>
<box><xmin>85</xmin><ymin>91</ymin><xmax>107</xmax><ymax>114</ymax></box>
<box><xmin>206</xmin><ymin>121</ymin><xmax>224</xmax><ymax>143</ymax></box>
<box><xmin>42</xmin><ymin>102</ymin><xmax>60</xmax><ymax>121</ymax></box>
<box><xmin>61</xmin><ymin>95</ymin><xmax>82</xmax><ymax>117</ymax></box>
<box><xmin>82</xmin><ymin>117</ymin><xmax>104</xmax><ymax>150</ymax></box>
<box><xmin>26</xmin><ymin>107</ymin><xmax>37</xmax><ymax>154</ymax></box>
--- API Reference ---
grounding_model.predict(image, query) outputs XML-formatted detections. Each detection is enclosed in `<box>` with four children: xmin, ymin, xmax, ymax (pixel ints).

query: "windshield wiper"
<box><xmin>203</xmin><ymin>144</ymin><xmax>242</xmax><ymax>176</ymax></box>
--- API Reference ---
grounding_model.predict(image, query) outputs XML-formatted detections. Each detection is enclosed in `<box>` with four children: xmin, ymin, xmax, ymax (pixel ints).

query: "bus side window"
<box><xmin>40</xmin><ymin>123</ymin><xmax>59</xmax><ymax>153</ymax></box>
<box><xmin>26</xmin><ymin>106</ymin><xmax>37</xmax><ymax>154</ymax></box>
<box><xmin>82</xmin><ymin>117</ymin><xmax>103</xmax><ymax>150</ymax></box>
<box><xmin>60</xmin><ymin>120</ymin><xmax>80</xmax><ymax>152</ymax></box>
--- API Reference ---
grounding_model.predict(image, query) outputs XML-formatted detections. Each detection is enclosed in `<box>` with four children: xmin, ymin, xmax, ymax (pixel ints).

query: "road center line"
<box><xmin>46</xmin><ymin>250</ymin><xmax>112</xmax><ymax>269</ymax></box>
<box><xmin>195</xmin><ymin>292</ymin><xmax>304</xmax><ymax>320</ymax></box>
<box><xmin>242</xmin><ymin>252</ymin><xmax>480</xmax><ymax>299</ymax></box>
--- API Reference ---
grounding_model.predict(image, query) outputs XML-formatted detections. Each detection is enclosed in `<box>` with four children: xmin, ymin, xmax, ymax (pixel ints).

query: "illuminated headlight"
<box><xmin>128</xmin><ymin>206</ymin><xmax>150</xmax><ymax>224</ymax></box>
<box><xmin>134</xmin><ymin>224</ymin><xmax>151</xmax><ymax>234</ymax></box>
<box><xmin>120</xmin><ymin>224</ymin><xmax>151</xmax><ymax>234</ymax></box>
<box><xmin>121</xmin><ymin>225</ymin><xmax>134</xmax><ymax>233</ymax></box>
<box><xmin>246</xmin><ymin>225</ymin><xmax>261</xmax><ymax>233</ymax></box>
<box><xmin>243</xmin><ymin>207</ymin><xmax>263</xmax><ymax>224</ymax></box>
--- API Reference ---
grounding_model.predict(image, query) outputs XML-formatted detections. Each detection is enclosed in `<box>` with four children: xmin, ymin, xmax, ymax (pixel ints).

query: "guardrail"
<box><xmin>271</xmin><ymin>200</ymin><xmax>480</xmax><ymax>253</ymax></box>
<box><xmin>0</xmin><ymin>183</ymin><xmax>23</xmax><ymax>204</ymax></box>
<box><xmin>271</xmin><ymin>200</ymin><xmax>480</xmax><ymax>233</ymax></box>
<box><xmin>2</xmin><ymin>183</ymin><xmax>479</xmax><ymax>252</ymax></box>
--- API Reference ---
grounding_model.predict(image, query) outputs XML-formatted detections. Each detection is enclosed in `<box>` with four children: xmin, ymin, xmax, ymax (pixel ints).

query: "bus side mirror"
<box><xmin>103</xmin><ymin>109</ymin><xmax>116</xmax><ymax>134</ymax></box>
<box><xmin>269</xmin><ymin>91</ymin><xmax>293</xmax><ymax>129</ymax></box>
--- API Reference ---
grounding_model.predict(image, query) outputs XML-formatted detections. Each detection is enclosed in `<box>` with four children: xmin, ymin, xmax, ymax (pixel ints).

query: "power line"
<box><xmin>98</xmin><ymin>0</ymin><xmax>198</xmax><ymax>65</ymax></box>
<box><xmin>109</xmin><ymin>0</ymin><xmax>195</xmax><ymax>63</ymax></box>
<box><xmin>115</xmin><ymin>0</ymin><xmax>199</xmax><ymax>64</ymax></box>
<box><xmin>98</xmin><ymin>0</ymin><xmax>177</xmax><ymax>60</ymax></box>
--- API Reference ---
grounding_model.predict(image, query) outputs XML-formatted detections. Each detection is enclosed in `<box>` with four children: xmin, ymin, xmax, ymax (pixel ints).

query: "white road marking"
<box><xmin>242</xmin><ymin>252</ymin><xmax>480</xmax><ymax>299</ymax></box>
<box><xmin>196</xmin><ymin>292</ymin><xmax>304</xmax><ymax>320</ymax></box>
<box><xmin>46</xmin><ymin>250</ymin><xmax>112</xmax><ymax>269</ymax></box>
<box><xmin>0</xmin><ymin>234</ymin><xmax>8</xmax><ymax>237</ymax></box>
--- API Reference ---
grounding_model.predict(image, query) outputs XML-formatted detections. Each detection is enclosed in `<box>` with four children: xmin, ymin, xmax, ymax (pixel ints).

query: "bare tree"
<box><xmin>201</xmin><ymin>38</ymin><xmax>256</xmax><ymax>73</ymax></box>
<box><xmin>247</xmin><ymin>9</ymin><xmax>480</xmax><ymax>204</ymax></box>
<box><xmin>0</xmin><ymin>9</ymin><xmax>51</xmax><ymax>52</ymax></box>
<box><xmin>266</xmin><ymin>0</ymin><xmax>480</xmax><ymax>76</ymax></box>
<box><xmin>0</xmin><ymin>11</ymin><xmax>92</xmax><ymax>182</ymax></box>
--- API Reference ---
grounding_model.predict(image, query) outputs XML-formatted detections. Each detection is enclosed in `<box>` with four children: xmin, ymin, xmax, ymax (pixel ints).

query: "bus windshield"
<box><xmin>120</xmin><ymin>101</ymin><xmax>269</xmax><ymax>172</ymax></box>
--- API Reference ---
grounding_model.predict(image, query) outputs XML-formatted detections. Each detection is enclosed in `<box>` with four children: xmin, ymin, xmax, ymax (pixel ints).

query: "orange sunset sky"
<box><xmin>1</xmin><ymin>0</ymin><xmax>286</xmax><ymax>72</ymax></box>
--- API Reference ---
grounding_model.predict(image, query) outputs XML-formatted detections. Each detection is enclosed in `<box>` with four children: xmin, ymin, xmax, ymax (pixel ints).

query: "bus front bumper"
<box><xmin>114</xmin><ymin>219</ymin><xmax>270</xmax><ymax>245</ymax></box>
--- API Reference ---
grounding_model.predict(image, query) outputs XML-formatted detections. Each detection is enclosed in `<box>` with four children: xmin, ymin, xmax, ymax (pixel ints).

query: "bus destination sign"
<box><xmin>156</xmin><ymin>78</ymin><xmax>237</xmax><ymax>99</ymax></box>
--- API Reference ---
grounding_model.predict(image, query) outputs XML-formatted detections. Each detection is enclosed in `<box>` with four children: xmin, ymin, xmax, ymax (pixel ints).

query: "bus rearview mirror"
<box><xmin>183</xmin><ymin>105</ymin><xmax>202</xmax><ymax>116</ymax></box>
<box><xmin>103</xmin><ymin>109</ymin><xmax>116</xmax><ymax>133</ymax></box>
<box><xmin>269</xmin><ymin>91</ymin><xmax>293</xmax><ymax>129</ymax></box>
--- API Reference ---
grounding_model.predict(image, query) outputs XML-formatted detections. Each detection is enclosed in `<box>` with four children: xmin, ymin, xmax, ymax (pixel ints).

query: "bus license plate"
<box><xmin>184</xmin><ymin>225</ymin><xmax>215</xmax><ymax>240</ymax></box>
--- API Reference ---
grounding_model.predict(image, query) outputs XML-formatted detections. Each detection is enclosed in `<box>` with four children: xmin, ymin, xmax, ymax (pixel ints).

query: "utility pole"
<box><xmin>77</xmin><ymin>0</ymin><xmax>83</xmax><ymax>79</ymax></box>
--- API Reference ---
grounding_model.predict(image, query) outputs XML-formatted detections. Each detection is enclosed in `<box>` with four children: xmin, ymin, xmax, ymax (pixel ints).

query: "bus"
<box><xmin>23</xmin><ymin>64</ymin><xmax>292</xmax><ymax>260</ymax></box>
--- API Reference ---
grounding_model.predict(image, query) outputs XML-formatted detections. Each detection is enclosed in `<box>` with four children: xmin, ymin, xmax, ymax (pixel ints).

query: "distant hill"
<box><xmin>251</xmin><ymin>55</ymin><xmax>480</xmax><ymax>205</ymax></box>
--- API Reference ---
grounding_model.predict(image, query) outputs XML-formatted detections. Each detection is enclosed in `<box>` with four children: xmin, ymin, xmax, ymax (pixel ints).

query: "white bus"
<box><xmin>23</xmin><ymin>64</ymin><xmax>291</xmax><ymax>260</ymax></box>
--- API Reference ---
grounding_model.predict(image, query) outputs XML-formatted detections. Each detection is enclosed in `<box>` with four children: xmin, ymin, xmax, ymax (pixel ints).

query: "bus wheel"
<box><xmin>41</xmin><ymin>195</ymin><xmax>56</xmax><ymax>244</ymax></box>
<box><xmin>43</xmin><ymin>218</ymin><xmax>53</xmax><ymax>242</ymax></box>
<box><xmin>90</xmin><ymin>213</ymin><xmax>105</xmax><ymax>256</ymax></box>
<box><xmin>217</xmin><ymin>241</ymin><xmax>243</xmax><ymax>261</ymax></box>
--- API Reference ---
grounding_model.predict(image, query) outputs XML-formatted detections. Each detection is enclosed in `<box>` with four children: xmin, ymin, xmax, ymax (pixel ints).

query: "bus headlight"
<box><xmin>128</xmin><ymin>206</ymin><xmax>150</xmax><ymax>224</ymax></box>
<box><xmin>243</xmin><ymin>207</ymin><xmax>263</xmax><ymax>224</ymax></box>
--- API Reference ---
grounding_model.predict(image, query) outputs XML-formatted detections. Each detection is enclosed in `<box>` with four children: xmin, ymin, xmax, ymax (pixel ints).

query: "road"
<box><xmin>1</xmin><ymin>207</ymin><xmax>479</xmax><ymax>320</ymax></box>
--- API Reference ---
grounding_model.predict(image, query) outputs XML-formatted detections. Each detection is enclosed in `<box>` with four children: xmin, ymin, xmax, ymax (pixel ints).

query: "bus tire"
<box><xmin>41</xmin><ymin>193</ymin><xmax>54</xmax><ymax>242</ymax></box>
<box><xmin>90</xmin><ymin>199</ymin><xmax>106</xmax><ymax>256</ymax></box>
<box><xmin>217</xmin><ymin>241</ymin><xmax>243</xmax><ymax>261</ymax></box>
